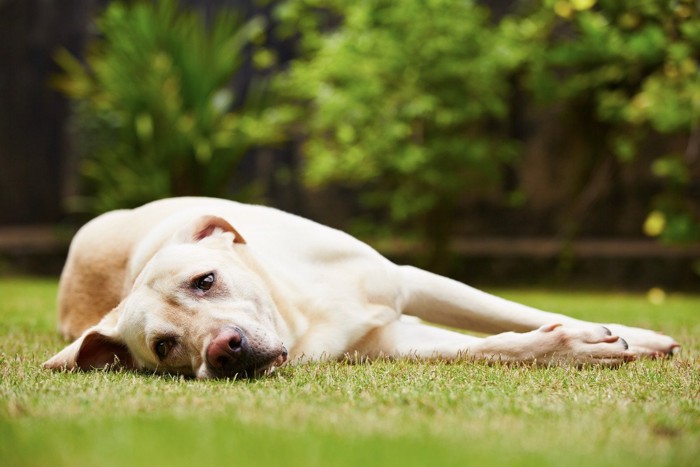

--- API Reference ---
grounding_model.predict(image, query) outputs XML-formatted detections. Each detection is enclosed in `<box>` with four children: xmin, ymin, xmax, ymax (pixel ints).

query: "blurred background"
<box><xmin>0</xmin><ymin>0</ymin><xmax>698</xmax><ymax>289</ymax></box>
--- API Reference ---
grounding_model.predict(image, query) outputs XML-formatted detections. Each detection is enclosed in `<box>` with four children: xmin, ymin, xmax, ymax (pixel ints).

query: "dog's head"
<box><xmin>43</xmin><ymin>215</ymin><xmax>288</xmax><ymax>379</ymax></box>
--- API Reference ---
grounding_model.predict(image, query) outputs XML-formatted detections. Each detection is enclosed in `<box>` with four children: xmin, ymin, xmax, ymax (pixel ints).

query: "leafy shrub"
<box><xmin>54</xmin><ymin>0</ymin><xmax>265</xmax><ymax>213</ymax></box>
<box><xmin>57</xmin><ymin>0</ymin><xmax>699</xmax><ymax>251</ymax></box>
<box><xmin>506</xmin><ymin>0</ymin><xmax>700</xmax><ymax>242</ymax></box>
<box><xmin>266</xmin><ymin>0</ymin><xmax>699</xmax><ymax>249</ymax></box>
<box><xmin>268</xmin><ymin>0</ymin><xmax>521</xmax><ymax>265</ymax></box>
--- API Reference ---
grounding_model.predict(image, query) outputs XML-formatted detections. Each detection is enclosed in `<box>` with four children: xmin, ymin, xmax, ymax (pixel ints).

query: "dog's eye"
<box><xmin>154</xmin><ymin>339</ymin><xmax>174</xmax><ymax>360</ymax></box>
<box><xmin>193</xmin><ymin>273</ymin><xmax>215</xmax><ymax>292</ymax></box>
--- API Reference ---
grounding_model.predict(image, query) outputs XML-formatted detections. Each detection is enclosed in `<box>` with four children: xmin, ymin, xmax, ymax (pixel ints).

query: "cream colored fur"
<box><xmin>44</xmin><ymin>197</ymin><xmax>679</xmax><ymax>378</ymax></box>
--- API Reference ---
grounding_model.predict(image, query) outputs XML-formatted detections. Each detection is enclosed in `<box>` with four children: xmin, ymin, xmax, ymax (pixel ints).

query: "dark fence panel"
<box><xmin>0</xmin><ymin>0</ymin><xmax>92</xmax><ymax>225</ymax></box>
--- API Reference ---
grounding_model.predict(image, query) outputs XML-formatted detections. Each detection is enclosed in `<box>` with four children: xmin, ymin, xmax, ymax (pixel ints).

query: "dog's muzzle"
<box><xmin>205</xmin><ymin>326</ymin><xmax>287</xmax><ymax>378</ymax></box>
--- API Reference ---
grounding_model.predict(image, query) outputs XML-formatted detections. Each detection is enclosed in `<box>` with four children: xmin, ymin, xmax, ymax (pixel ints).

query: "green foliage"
<box><xmin>507</xmin><ymin>0</ymin><xmax>700</xmax><ymax>242</ymax></box>
<box><xmin>264</xmin><ymin>0</ymin><xmax>700</xmax><ymax>247</ymax></box>
<box><xmin>56</xmin><ymin>0</ymin><xmax>699</xmax><ymax>246</ymax></box>
<box><xmin>54</xmin><ymin>0</ymin><xmax>266</xmax><ymax>213</ymax></box>
<box><xmin>268</xmin><ymin>0</ymin><xmax>520</xmax><ymax>246</ymax></box>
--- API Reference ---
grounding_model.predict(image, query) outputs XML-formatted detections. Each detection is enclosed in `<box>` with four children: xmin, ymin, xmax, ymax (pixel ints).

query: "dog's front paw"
<box><xmin>535</xmin><ymin>324</ymin><xmax>636</xmax><ymax>366</ymax></box>
<box><xmin>603</xmin><ymin>324</ymin><xmax>680</xmax><ymax>358</ymax></box>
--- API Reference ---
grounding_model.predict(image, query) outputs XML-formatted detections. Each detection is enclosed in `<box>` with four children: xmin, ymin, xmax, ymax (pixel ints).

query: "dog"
<box><xmin>44</xmin><ymin>197</ymin><xmax>680</xmax><ymax>378</ymax></box>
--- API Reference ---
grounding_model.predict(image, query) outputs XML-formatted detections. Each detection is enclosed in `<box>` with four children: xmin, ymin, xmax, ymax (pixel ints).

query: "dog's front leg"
<box><xmin>396</xmin><ymin>265</ymin><xmax>679</xmax><ymax>357</ymax></box>
<box><xmin>289</xmin><ymin>303</ymin><xmax>400</xmax><ymax>362</ymax></box>
<box><xmin>355</xmin><ymin>320</ymin><xmax>636</xmax><ymax>365</ymax></box>
<box><xmin>397</xmin><ymin>265</ymin><xmax>585</xmax><ymax>333</ymax></box>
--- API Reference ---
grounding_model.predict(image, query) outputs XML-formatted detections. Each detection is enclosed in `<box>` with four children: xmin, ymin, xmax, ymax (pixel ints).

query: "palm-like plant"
<box><xmin>54</xmin><ymin>0</ymin><xmax>265</xmax><ymax>212</ymax></box>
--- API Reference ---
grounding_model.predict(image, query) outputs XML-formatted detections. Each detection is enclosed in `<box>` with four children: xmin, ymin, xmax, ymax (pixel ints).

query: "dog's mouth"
<box><xmin>205</xmin><ymin>346</ymin><xmax>288</xmax><ymax>380</ymax></box>
<box><xmin>237</xmin><ymin>349</ymin><xmax>288</xmax><ymax>379</ymax></box>
<box><xmin>249</xmin><ymin>350</ymin><xmax>289</xmax><ymax>377</ymax></box>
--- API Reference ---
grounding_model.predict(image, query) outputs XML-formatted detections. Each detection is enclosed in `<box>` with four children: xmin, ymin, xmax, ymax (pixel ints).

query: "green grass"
<box><xmin>1</xmin><ymin>278</ymin><xmax>699</xmax><ymax>466</ymax></box>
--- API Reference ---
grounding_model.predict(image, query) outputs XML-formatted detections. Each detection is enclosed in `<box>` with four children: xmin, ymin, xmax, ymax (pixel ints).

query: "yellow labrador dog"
<box><xmin>44</xmin><ymin>197</ymin><xmax>679</xmax><ymax>378</ymax></box>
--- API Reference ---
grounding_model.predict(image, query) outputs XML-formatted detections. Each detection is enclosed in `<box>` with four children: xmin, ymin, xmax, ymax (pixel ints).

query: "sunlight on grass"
<box><xmin>1</xmin><ymin>278</ymin><xmax>699</xmax><ymax>467</ymax></box>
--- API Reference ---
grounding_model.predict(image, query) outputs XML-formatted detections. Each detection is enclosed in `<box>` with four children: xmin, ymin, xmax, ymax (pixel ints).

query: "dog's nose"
<box><xmin>206</xmin><ymin>327</ymin><xmax>248</xmax><ymax>370</ymax></box>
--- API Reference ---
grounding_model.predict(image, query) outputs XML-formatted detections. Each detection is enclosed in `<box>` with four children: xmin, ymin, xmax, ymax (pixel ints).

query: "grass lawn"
<box><xmin>1</xmin><ymin>277</ymin><xmax>698</xmax><ymax>466</ymax></box>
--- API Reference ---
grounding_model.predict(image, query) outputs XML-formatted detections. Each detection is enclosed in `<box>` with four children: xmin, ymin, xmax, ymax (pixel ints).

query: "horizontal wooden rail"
<box><xmin>0</xmin><ymin>225</ymin><xmax>70</xmax><ymax>252</ymax></box>
<box><xmin>375</xmin><ymin>237</ymin><xmax>700</xmax><ymax>259</ymax></box>
<box><xmin>1</xmin><ymin>226</ymin><xmax>699</xmax><ymax>260</ymax></box>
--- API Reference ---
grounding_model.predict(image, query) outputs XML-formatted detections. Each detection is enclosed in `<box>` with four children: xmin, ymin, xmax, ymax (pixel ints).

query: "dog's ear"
<box><xmin>178</xmin><ymin>215</ymin><xmax>246</xmax><ymax>245</ymax></box>
<box><xmin>43</xmin><ymin>323</ymin><xmax>135</xmax><ymax>372</ymax></box>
